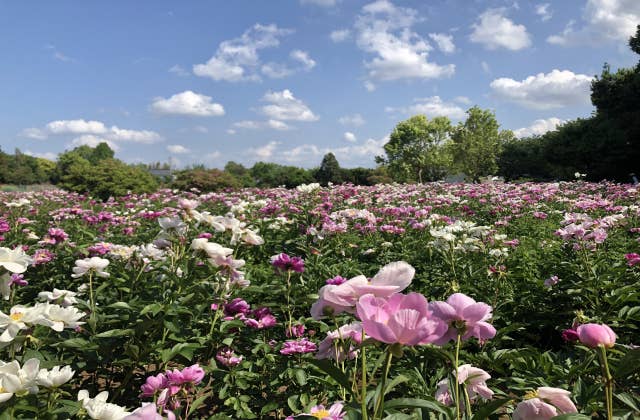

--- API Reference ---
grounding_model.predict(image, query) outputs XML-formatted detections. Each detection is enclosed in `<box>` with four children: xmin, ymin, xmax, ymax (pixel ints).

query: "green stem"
<box><xmin>454</xmin><ymin>333</ymin><xmax>462</xmax><ymax>420</ymax></box>
<box><xmin>599</xmin><ymin>346</ymin><xmax>613</xmax><ymax>420</ymax></box>
<box><xmin>374</xmin><ymin>348</ymin><xmax>394</xmax><ymax>419</ymax></box>
<box><xmin>463</xmin><ymin>386</ymin><xmax>473</xmax><ymax>419</ymax></box>
<box><xmin>361</xmin><ymin>332</ymin><xmax>368</xmax><ymax>420</ymax></box>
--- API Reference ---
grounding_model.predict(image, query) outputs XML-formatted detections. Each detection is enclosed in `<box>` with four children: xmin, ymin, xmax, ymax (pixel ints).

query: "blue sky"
<box><xmin>1</xmin><ymin>0</ymin><xmax>638</xmax><ymax>168</ymax></box>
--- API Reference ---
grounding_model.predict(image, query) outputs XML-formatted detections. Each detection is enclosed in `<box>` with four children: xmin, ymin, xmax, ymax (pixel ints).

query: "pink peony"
<box><xmin>625</xmin><ymin>253</ymin><xmax>640</xmax><ymax>267</ymax></box>
<box><xmin>429</xmin><ymin>293</ymin><xmax>496</xmax><ymax>344</ymax></box>
<box><xmin>280</xmin><ymin>338</ymin><xmax>318</xmax><ymax>355</ymax></box>
<box><xmin>576</xmin><ymin>323</ymin><xmax>616</xmax><ymax>348</ymax></box>
<box><xmin>140</xmin><ymin>373</ymin><xmax>168</xmax><ymax>397</ymax></box>
<box><xmin>356</xmin><ymin>292</ymin><xmax>447</xmax><ymax>346</ymax></box>
<box><xmin>513</xmin><ymin>387</ymin><xmax>577</xmax><ymax>420</ymax></box>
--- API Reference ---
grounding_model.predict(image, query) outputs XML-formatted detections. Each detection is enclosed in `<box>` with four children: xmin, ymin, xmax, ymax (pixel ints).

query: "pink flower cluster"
<box><xmin>222</xmin><ymin>298</ymin><xmax>277</xmax><ymax>329</ymax></box>
<box><xmin>216</xmin><ymin>348</ymin><xmax>243</xmax><ymax>367</ymax></box>
<box><xmin>625</xmin><ymin>253</ymin><xmax>640</xmax><ymax>267</ymax></box>
<box><xmin>140</xmin><ymin>364</ymin><xmax>205</xmax><ymax>411</ymax></box>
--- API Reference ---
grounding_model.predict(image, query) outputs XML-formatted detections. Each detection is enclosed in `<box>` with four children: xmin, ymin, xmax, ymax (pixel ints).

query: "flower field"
<box><xmin>0</xmin><ymin>182</ymin><xmax>639</xmax><ymax>419</ymax></box>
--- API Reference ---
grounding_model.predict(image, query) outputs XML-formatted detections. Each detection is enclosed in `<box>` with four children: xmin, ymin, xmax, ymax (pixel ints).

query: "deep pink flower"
<box><xmin>625</xmin><ymin>253</ymin><xmax>640</xmax><ymax>267</ymax></box>
<box><xmin>576</xmin><ymin>323</ymin><xmax>616</xmax><ymax>348</ymax></box>
<box><xmin>356</xmin><ymin>292</ymin><xmax>447</xmax><ymax>346</ymax></box>
<box><xmin>140</xmin><ymin>373</ymin><xmax>168</xmax><ymax>397</ymax></box>
<box><xmin>429</xmin><ymin>293</ymin><xmax>496</xmax><ymax>344</ymax></box>
<box><xmin>325</xmin><ymin>275</ymin><xmax>347</xmax><ymax>285</ymax></box>
<box><xmin>271</xmin><ymin>253</ymin><xmax>305</xmax><ymax>273</ymax></box>
<box><xmin>561</xmin><ymin>328</ymin><xmax>579</xmax><ymax>342</ymax></box>
<box><xmin>166</xmin><ymin>364</ymin><xmax>205</xmax><ymax>386</ymax></box>
<box><xmin>286</xmin><ymin>324</ymin><xmax>306</xmax><ymax>338</ymax></box>
<box><xmin>224</xmin><ymin>298</ymin><xmax>250</xmax><ymax>316</ymax></box>
<box><xmin>280</xmin><ymin>338</ymin><xmax>318</xmax><ymax>355</ymax></box>
<box><xmin>216</xmin><ymin>348</ymin><xmax>243</xmax><ymax>367</ymax></box>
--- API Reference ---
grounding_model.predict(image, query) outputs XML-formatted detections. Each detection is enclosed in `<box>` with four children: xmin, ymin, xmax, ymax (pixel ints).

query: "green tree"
<box><xmin>172</xmin><ymin>168</ymin><xmax>241</xmax><ymax>192</ymax></box>
<box><xmin>450</xmin><ymin>107</ymin><xmax>513</xmax><ymax>182</ymax></box>
<box><xmin>376</xmin><ymin>115</ymin><xmax>452</xmax><ymax>183</ymax></box>
<box><xmin>315</xmin><ymin>153</ymin><xmax>343</xmax><ymax>185</ymax></box>
<box><xmin>249</xmin><ymin>162</ymin><xmax>314</xmax><ymax>188</ymax></box>
<box><xmin>224</xmin><ymin>161</ymin><xmax>255</xmax><ymax>187</ymax></box>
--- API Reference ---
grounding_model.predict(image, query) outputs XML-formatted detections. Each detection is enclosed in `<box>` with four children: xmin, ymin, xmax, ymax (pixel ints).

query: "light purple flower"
<box><xmin>280</xmin><ymin>338</ymin><xmax>318</xmax><ymax>355</ymax></box>
<box><xmin>429</xmin><ymin>293</ymin><xmax>496</xmax><ymax>344</ymax></box>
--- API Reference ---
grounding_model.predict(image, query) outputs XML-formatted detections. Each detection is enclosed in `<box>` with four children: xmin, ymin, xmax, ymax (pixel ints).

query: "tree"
<box><xmin>376</xmin><ymin>115</ymin><xmax>452</xmax><ymax>183</ymax></box>
<box><xmin>172</xmin><ymin>168</ymin><xmax>241</xmax><ymax>192</ymax></box>
<box><xmin>450</xmin><ymin>107</ymin><xmax>513</xmax><ymax>182</ymax></box>
<box><xmin>315</xmin><ymin>153</ymin><xmax>343</xmax><ymax>185</ymax></box>
<box><xmin>224</xmin><ymin>161</ymin><xmax>254</xmax><ymax>187</ymax></box>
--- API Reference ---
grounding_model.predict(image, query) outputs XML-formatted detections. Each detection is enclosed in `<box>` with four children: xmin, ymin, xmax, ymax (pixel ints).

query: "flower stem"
<box><xmin>599</xmin><ymin>345</ymin><xmax>613</xmax><ymax>420</ymax></box>
<box><xmin>454</xmin><ymin>333</ymin><xmax>462</xmax><ymax>420</ymax></box>
<box><xmin>374</xmin><ymin>348</ymin><xmax>394</xmax><ymax>419</ymax></box>
<box><xmin>361</xmin><ymin>332</ymin><xmax>368</xmax><ymax>420</ymax></box>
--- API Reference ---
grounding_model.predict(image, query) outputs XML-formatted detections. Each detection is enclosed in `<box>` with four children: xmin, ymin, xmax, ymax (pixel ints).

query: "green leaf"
<box><xmin>308</xmin><ymin>359</ymin><xmax>354</xmax><ymax>397</ymax></box>
<box><xmin>95</xmin><ymin>328</ymin><xmax>134</xmax><ymax>338</ymax></box>
<box><xmin>614</xmin><ymin>348</ymin><xmax>640</xmax><ymax>378</ymax></box>
<box><xmin>471</xmin><ymin>398</ymin><xmax>512</xmax><ymax>420</ymax></box>
<box><xmin>384</xmin><ymin>397</ymin><xmax>453</xmax><ymax>417</ymax></box>
<box><xmin>550</xmin><ymin>415</ymin><xmax>592</xmax><ymax>419</ymax></box>
<box><xmin>615</xmin><ymin>392</ymin><xmax>640</xmax><ymax>412</ymax></box>
<box><xmin>188</xmin><ymin>394</ymin><xmax>210</xmax><ymax>416</ymax></box>
<box><xmin>295</xmin><ymin>368</ymin><xmax>307</xmax><ymax>386</ymax></box>
<box><xmin>107</xmin><ymin>301</ymin><xmax>133</xmax><ymax>310</ymax></box>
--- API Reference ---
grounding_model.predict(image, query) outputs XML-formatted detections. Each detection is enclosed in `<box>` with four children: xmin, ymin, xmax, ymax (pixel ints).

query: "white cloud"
<box><xmin>290</xmin><ymin>50</ymin><xmax>316</xmax><ymax>70</ymax></box>
<box><xmin>45</xmin><ymin>45</ymin><xmax>75</xmax><ymax>63</ymax></box>
<box><xmin>261</xmin><ymin>62</ymin><xmax>294</xmax><ymax>79</ymax></box>
<box><xmin>69</xmin><ymin>135</ymin><xmax>120</xmax><ymax>151</ymax></box>
<box><xmin>364</xmin><ymin>81</ymin><xmax>376</xmax><ymax>91</ymax></box>
<box><xmin>168</xmin><ymin>65</ymin><xmax>189</xmax><ymax>76</ymax></box>
<box><xmin>490</xmin><ymin>69</ymin><xmax>593</xmax><ymax>109</ymax></box>
<box><xmin>249</xmin><ymin>141</ymin><xmax>281</xmax><ymax>160</ymax></box>
<box><xmin>513</xmin><ymin>117</ymin><xmax>566</xmax><ymax>138</ymax></box>
<box><xmin>226</xmin><ymin>129</ymin><xmax>237</xmax><ymax>135</ymax></box>
<box><xmin>470</xmin><ymin>8</ymin><xmax>532</xmax><ymax>50</ymax></box>
<box><xmin>260</xmin><ymin>89</ymin><xmax>319</xmax><ymax>121</ymax></box>
<box><xmin>300</xmin><ymin>0</ymin><xmax>339</xmax><ymax>6</ymax></box>
<box><xmin>108</xmin><ymin>126</ymin><xmax>162</xmax><ymax>143</ymax></box>
<box><xmin>355</xmin><ymin>0</ymin><xmax>455</xmax><ymax>82</ymax></box>
<box><xmin>20</xmin><ymin>128</ymin><xmax>48</xmax><ymax>140</ymax></box>
<box><xmin>205</xmin><ymin>151</ymin><xmax>222</xmax><ymax>161</ymax></box>
<box><xmin>151</xmin><ymin>90</ymin><xmax>225</xmax><ymax>117</ymax></box>
<box><xmin>454</xmin><ymin>96</ymin><xmax>472</xmax><ymax>105</ymax></box>
<box><xmin>24</xmin><ymin>150</ymin><xmax>58</xmax><ymax>160</ymax></box>
<box><xmin>167</xmin><ymin>144</ymin><xmax>190</xmax><ymax>154</ymax></box>
<box><xmin>46</xmin><ymin>119</ymin><xmax>107</xmax><ymax>135</ymax></box>
<box><xmin>281</xmin><ymin>144</ymin><xmax>323</xmax><ymax>164</ymax></box>
<box><xmin>330</xmin><ymin>29</ymin><xmax>351</xmax><ymax>42</ymax></box>
<box><xmin>339</xmin><ymin>114</ymin><xmax>366</xmax><ymax>127</ymax></box>
<box><xmin>343</xmin><ymin>131</ymin><xmax>357</xmax><ymax>142</ymax></box>
<box><xmin>535</xmin><ymin>3</ymin><xmax>552</xmax><ymax>22</ymax></box>
<box><xmin>547</xmin><ymin>0</ymin><xmax>640</xmax><ymax>46</ymax></box>
<box><xmin>481</xmin><ymin>61</ymin><xmax>491</xmax><ymax>74</ymax></box>
<box><xmin>428</xmin><ymin>33</ymin><xmax>456</xmax><ymax>54</ymax></box>
<box><xmin>386</xmin><ymin>96</ymin><xmax>466</xmax><ymax>119</ymax></box>
<box><xmin>233</xmin><ymin>119</ymin><xmax>293</xmax><ymax>131</ymax></box>
<box><xmin>331</xmin><ymin>136</ymin><xmax>388</xmax><ymax>165</ymax></box>
<box><xmin>193</xmin><ymin>23</ymin><xmax>293</xmax><ymax>82</ymax></box>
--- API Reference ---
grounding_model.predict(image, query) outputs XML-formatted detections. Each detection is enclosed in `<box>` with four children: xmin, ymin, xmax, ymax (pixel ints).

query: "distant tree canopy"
<box><xmin>0</xmin><ymin>148</ymin><xmax>55</xmax><ymax>185</ymax></box>
<box><xmin>498</xmin><ymin>25</ymin><xmax>640</xmax><ymax>182</ymax></box>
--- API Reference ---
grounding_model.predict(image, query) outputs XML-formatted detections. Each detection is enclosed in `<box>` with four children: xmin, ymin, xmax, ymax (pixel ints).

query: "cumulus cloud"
<box><xmin>454</xmin><ymin>96</ymin><xmax>472</xmax><ymax>105</ymax></box>
<box><xmin>490</xmin><ymin>69</ymin><xmax>593</xmax><ymax>109</ymax></box>
<box><xmin>260</xmin><ymin>89</ymin><xmax>319</xmax><ymax>121</ymax></box>
<box><xmin>30</xmin><ymin>119</ymin><xmax>162</xmax><ymax>146</ymax></box>
<box><xmin>330</xmin><ymin>29</ymin><xmax>351</xmax><ymax>42</ymax></box>
<box><xmin>69</xmin><ymin>135</ymin><xmax>120</xmax><ymax>151</ymax></box>
<box><xmin>290</xmin><ymin>50</ymin><xmax>316</xmax><ymax>70</ymax></box>
<box><xmin>249</xmin><ymin>141</ymin><xmax>281</xmax><ymax>160</ymax></box>
<box><xmin>233</xmin><ymin>119</ymin><xmax>292</xmax><ymax>130</ymax></box>
<box><xmin>261</xmin><ymin>62</ymin><xmax>294</xmax><ymax>79</ymax></box>
<box><xmin>150</xmin><ymin>91</ymin><xmax>225</xmax><ymax>117</ymax></box>
<box><xmin>167</xmin><ymin>144</ymin><xmax>190</xmax><ymax>154</ymax></box>
<box><xmin>386</xmin><ymin>96</ymin><xmax>466</xmax><ymax>119</ymax></box>
<box><xmin>547</xmin><ymin>0</ymin><xmax>640</xmax><ymax>46</ymax></box>
<box><xmin>428</xmin><ymin>33</ymin><xmax>456</xmax><ymax>54</ymax></box>
<box><xmin>339</xmin><ymin>113</ymin><xmax>366</xmax><ymax>127</ymax></box>
<box><xmin>355</xmin><ymin>0</ymin><xmax>455</xmax><ymax>83</ymax></box>
<box><xmin>46</xmin><ymin>119</ymin><xmax>107</xmax><ymax>135</ymax></box>
<box><xmin>470</xmin><ymin>8</ymin><xmax>532</xmax><ymax>50</ymax></box>
<box><xmin>193</xmin><ymin>23</ymin><xmax>293</xmax><ymax>82</ymax></box>
<box><xmin>267</xmin><ymin>119</ymin><xmax>292</xmax><ymax>130</ymax></box>
<box><xmin>24</xmin><ymin>150</ymin><xmax>58</xmax><ymax>160</ymax></box>
<box><xmin>536</xmin><ymin>3</ymin><xmax>552</xmax><ymax>22</ymax></box>
<box><xmin>343</xmin><ymin>132</ymin><xmax>357</xmax><ymax>142</ymax></box>
<box><xmin>20</xmin><ymin>128</ymin><xmax>48</xmax><ymax>140</ymax></box>
<box><xmin>513</xmin><ymin>117</ymin><xmax>566</xmax><ymax>138</ymax></box>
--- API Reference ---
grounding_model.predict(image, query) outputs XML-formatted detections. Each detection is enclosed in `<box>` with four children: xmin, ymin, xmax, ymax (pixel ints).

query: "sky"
<box><xmin>1</xmin><ymin>0</ymin><xmax>638</xmax><ymax>169</ymax></box>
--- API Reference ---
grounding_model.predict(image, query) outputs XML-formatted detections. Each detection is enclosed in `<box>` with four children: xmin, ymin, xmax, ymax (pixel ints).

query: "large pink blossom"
<box><xmin>512</xmin><ymin>387</ymin><xmax>577</xmax><ymax>420</ymax></box>
<box><xmin>356</xmin><ymin>292</ymin><xmax>447</xmax><ymax>346</ymax></box>
<box><xmin>429</xmin><ymin>293</ymin><xmax>496</xmax><ymax>344</ymax></box>
<box><xmin>311</xmin><ymin>261</ymin><xmax>414</xmax><ymax>319</ymax></box>
<box><xmin>576</xmin><ymin>323</ymin><xmax>616</xmax><ymax>348</ymax></box>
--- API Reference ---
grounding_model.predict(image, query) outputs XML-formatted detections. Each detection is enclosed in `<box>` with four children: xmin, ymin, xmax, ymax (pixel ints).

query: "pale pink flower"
<box><xmin>356</xmin><ymin>292</ymin><xmax>447</xmax><ymax>346</ymax></box>
<box><xmin>316</xmin><ymin>322</ymin><xmax>365</xmax><ymax>361</ymax></box>
<box><xmin>429</xmin><ymin>293</ymin><xmax>496</xmax><ymax>344</ymax></box>
<box><xmin>513</xmin><ymin>387</ymin><xmax>577</xmax><ymax>420</ymax></box>
<box><xmin>576</xmin><ymin>323</ymin><xmax>616</xmax><ymax>348</ymax></box>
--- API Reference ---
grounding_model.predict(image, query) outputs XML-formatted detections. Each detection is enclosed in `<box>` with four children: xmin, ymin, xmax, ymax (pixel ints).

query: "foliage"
<box><xmin>172</xmin><ymin>168</ymin><xmax>241</xmax><ymax>192</ymax></box>
<box><xmin>314</xmin><ymin>153</ymin><xmax>343</xmax><ymax>185</ymax></box>
<box><xmin>450</xmin><ymin>107</ymin><xmax>513</xmax><ymax>182</ymax></box>
<box><xmin>0</xmin><ymin>148</ymin><xmax>55</xmax><ymax>185</ymax></box>
<box><xmin>377</xmin><ymin>115</ymin><xmax>453</xmax><ymax>183</ymax></box>
<box><xmin>249</xmin><ymin>161</ymin><xmax>315</xmax><ymax>188</ymax></box>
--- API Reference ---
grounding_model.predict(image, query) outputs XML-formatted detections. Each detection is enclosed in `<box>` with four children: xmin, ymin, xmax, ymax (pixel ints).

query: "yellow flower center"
<box><xmin>10</xmin><ymin>312</ymin><xmax>23</xmax><ymax>321</ymax></box>
<box><xmin>524</xmin><ymin>390</ymin><xmax>539</xmax><ymax>400</ymax></box>
<box><xmin>312</xmin><ymin>410</ymin><xmax>330</xmax><ymax>418</ymax></box>
<box><xmin>0</xmin><ymin>386</ymin><xmax>6</xmax><ymax>393</ymax></box>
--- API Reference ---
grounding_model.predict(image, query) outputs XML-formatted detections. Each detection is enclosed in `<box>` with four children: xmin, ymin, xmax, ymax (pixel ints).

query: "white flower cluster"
<box><xmin>296</xmin><ymin>183</ymin><xmax>321</xmax><ymax>193</ymax></box>
<box><xmin>191</xmin><ymin>238</ymin><xmax>249</xmax><ymax>289</ymax></box>
<box><xmin>430</xmin><ymin>221</ymin><xmax>492</xmax><ymax>253</ymax></box>
<box><xmin>0</xmin><ymin>303</ymin><xmax>86</xmax><ymax>343</ymax></box>
<box><xmin>190</xmin><ymin>211</ymin><xmax>264</xmax><ymax>246</ymax></box>
<box><xmin>0</xmin><ymin>359</ymin><xmax>74</xmax><ymax>402</ymax></box>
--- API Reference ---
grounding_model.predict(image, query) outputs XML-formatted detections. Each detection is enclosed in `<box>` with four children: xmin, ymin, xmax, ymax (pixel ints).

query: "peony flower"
<box><xmin>291</xmin><ymin>402</ymin><xmax>346</xmax><ymax>420</ymax></box>
<box><xmin>0</xmin><ymin>358</ymin><xmax>40</xmax><ymax>399</ymax></box>
<box><xmin>140</xmin><ymin>373</ymin><xmax>168</xmax><ymax>397</ymax></box>
<box><xmin>166</xmin><ymin>364</ymin><xmax>205</xmax><ymax>387</ymax></box>
<box><xmin>429</xmin><ymin>293</ymin><xmax>496</xmax><ymax>344</ymax></box>
<box><xmin>356</xmin><ymin>292</ymin><xmax>447</xmax><ymax>346</ymax></box>
<box><xmin>625</xmin><ymin>253</ymin><xmax>640</xmax><ymax>267</ymax></box>
<box><xmin>316</xmin><ymin>322</ymin><xmax>365</xmax><ymax>361</ymax></box>
<box><xmin>280</xmin><ymin>338</ymin><xmax>318</xmax><ymax>355</ymax></box>
<box><xmin>0</xmin><ymin>246</ymin><xmax>32</xmax><ymax>274</ymax></box>
<box><xmin>311</xmin><ymin>261</ymin><xmax>414</xmax><ymax>319</ymax></box>
<box><xmin>216</xmin><ymin>348</ymin><xmax>243</xmax><ymax>367</ymax></box>
<box><xmin>38</xmin><ymin>288</ymin><xmax>79</xmax><ymax>307</ymax></box>
<box><xmin>434</xmin><ymin>364</ymin><xmax>493</xmax><ymax>406</ymax></box>
<box><xmin>576</xmin><ymin>323</ymin><xmax>616</xmax><ymax>348</ymax></box>
<box><xmin>125</xmin><ymin>403</ymin><xmax>176</xmax><ymax>420</ymax></box>
<box><xmin>271</xmin><ymin>253</ymin><xmax>305</xmax><ymax>273</ymax></box>
<box><xmin>0</xmin><ymin>305</ymin><xmax>50</xmax><ymax>343</ymax></box>
<box><xmin>78</xmin><ymin>390</ymin><xmax>131</xmax><ymax>419</ymax></box>
<box><xmin>512</xmin><ymin>387</ymin><xmax>577</xmax><ymax>420</ymax></box>
<box><xmin>37</xmin><ymin>302</ymin><xmax>86</xmax><ymax>331</ymax></box>
<box><xmin>37</xmin><ymin>365</ymin><xmax>75</xmax><ymax>388</ymax></box>
<box><xmin>71</xmin><ymin>257</ymin><xmax>110</xmax><ymax>278</ymax></box>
